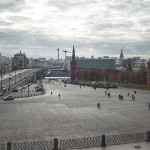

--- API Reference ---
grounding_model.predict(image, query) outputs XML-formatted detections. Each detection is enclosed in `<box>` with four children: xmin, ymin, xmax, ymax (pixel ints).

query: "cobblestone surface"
<box><xmin>72</xmin><ymin>142</ymin><xmax>150</xmax><ymax>150</ymax></box>
<box><xmin>0</xmin><ymin>80</ymin><xmax>150</xmax><ymax>143</ymax></box>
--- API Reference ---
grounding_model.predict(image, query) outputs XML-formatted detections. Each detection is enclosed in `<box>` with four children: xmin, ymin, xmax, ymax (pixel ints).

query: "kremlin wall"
<box><xmin>70</xmin><ymin>46</ymin><xmax>149</xmax><ymax>85</ymax></box>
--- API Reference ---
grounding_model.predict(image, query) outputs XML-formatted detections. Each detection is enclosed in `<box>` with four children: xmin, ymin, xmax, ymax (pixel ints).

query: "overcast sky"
<box><xmin>0</xmin><ymin>0</ymin><xmax>150</xmax><ymax>59</ymax></box>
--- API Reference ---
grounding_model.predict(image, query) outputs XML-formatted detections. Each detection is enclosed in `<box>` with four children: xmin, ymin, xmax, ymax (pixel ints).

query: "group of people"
<box><xmin>119</xmin><ymin>95</ymin><xmax>123</xmax><ymax>100</ymax></box>
<box><xmin>51</xmin><ymin>91</ymin><xmax>60</xmax><ymax>98</ymax></box>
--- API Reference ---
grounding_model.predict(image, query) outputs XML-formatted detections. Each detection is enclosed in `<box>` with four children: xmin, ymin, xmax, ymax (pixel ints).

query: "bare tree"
<box><xmin>103</xmin><ymin>68</ymin><xmax>112</xmax><ymax>82</ymax></box>
<box><xmin>122</xmin><ymin>58</ymin><xmax>136</xmax><ymax>71</ymax></box>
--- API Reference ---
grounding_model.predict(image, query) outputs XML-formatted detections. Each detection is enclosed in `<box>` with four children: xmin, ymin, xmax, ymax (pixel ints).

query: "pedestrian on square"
<box><xmin>128</xmin><ymin>93</ymin><xmax>130</xmax><ymax>96</ymax></box>
<box><xmin>134</xmin><ymin>90</ymin><xmax>136</xmax><ymax>94</ymax></box>
<box><xmin>132</xmin><ymin>95</ymin><xmax>134</xmax><ymax>100</ymax></box>
<box><xmin>58</xmin><ymin>93</ymin><xmax>60</xmax><ymax>99</ymax></box>
<box><xmin>149</xmin><ymin>103</ymin><xmax>150</xmax><ymax>109</ymax></box>
<box><xmin>51</xmin><ymin>91</ymin><xmax>52</xmax><ymax>95</ymax></box>
<box><xmin>119</xmin><ymin>95</ymin><xmax>121</xmax><ymax>100</ymax></box>
<box><xmin>97</xmin><ymin>102</ymin><xmax>101</xmax><ymax>108</ymax></box>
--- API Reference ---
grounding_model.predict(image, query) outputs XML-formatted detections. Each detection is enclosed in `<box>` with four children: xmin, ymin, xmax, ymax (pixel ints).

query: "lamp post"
<box><xmin>24</xmin><ymin>70</ymin><xmax>25</xmax><ymax>78</ymax></box>
<box><xmin>41</xmin><ymin>75</ymin><xmax>43</xmax><ymax>88</ymax></box>
<box><xmin>9</xmin><ymin>73</ymin><xmax>10</xmax><ymax>92</ymax></box>
<box><xmin>21</xmin><ymin>89</ymin><xmax>22</xmax><ymax>98</ymax></box>
<box><xmin>1</xmin><ymin>74</ymin><xmax>2</xmax><ymax>92</ymax></box>
<box><xmin>28</xmin><ymin>80</ymin><xmax>30</xmax><ymax>97</ymax></box>
<box><xmin>125</xmin><ymin>69</ymin><xmax>127</xmax><ymax>88</ymax></box>
<box><xmin>15</xmin><ymin>71</ymin><xmax>16</xmax><ymax>84</ymax></box>
<box><xmin>20</xmin><ymin>69</ymin><xmax>21</xmax><ymax>81</ymax></box>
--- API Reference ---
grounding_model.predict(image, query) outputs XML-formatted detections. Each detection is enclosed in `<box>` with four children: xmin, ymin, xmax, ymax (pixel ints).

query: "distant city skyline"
<box><xmin>0</xmin><ymin>0</ymin><xmax>150</xmax><ymax>59</ymax></box>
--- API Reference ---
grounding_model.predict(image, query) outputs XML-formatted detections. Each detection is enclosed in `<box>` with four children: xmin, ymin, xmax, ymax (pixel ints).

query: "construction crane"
<box><xmin>63</xmin><ymin>50</ymin><xmax>71</xmax><ymax>69</ymax></box>
<box><xmin>57</xmin><ymin>48</ymin><xmax>59</xmax><ymax>63</ymax></box>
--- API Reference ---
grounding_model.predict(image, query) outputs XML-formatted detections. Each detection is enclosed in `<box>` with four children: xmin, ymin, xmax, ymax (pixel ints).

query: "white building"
<box><xmin>31</xmin><ymin>58</ymin><xmax>47</xmax><ymax>68</ymax></box>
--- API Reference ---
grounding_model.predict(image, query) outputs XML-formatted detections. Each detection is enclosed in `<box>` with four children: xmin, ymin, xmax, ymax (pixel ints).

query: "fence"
<box><xmin>59</xmin><ymin>136</ymin><xmax>101</xmax><ymax>149</ymax></box>
<box><xmin>0</xmin><ymin>144</ymin><xmax>6</xmax><ymax>150</ymax></box>
<box><xmin>0</xmin><ymin>131</ymin><xmax>150</xmax><ymax>150</ymax></box>
<box><xmin>106</xmin><ymin>132</ymin><xmax>145</xmax><ymax>145</ymax></box>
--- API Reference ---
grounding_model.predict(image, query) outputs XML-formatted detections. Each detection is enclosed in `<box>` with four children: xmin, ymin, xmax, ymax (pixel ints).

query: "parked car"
<box><xmin>35</xmin><ymin>87</ymin><xmax>43</xmax><ymax>91</ymax></box>
<box><xmin>3</xmin><ymin>96</ymin><xmax>14</xmax><ymax>100</ymax></box>
<box><xmin>21</xmin><ymin>85</ymin><xmax>27</xmax><ymax>89</ymax></box>
<box><xmin>12</xmin><ymin>86</ymin><xmax>22</xmax><ymax>92</ymax></box>
<box><xmin>35</xmin><ymin>85</ymin><xmax>41</xmax><ymax>89</ymax></box>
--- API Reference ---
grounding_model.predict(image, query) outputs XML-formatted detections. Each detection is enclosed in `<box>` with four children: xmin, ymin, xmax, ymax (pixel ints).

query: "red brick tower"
<box><xmin>70</xmin><ymin>45</ymin><xmax>77</xmax><ymax>80</ymax></box>
<box><xmin>147</xmin><ymin>62</ymin><xmax>150</xmax><ymax>85</ymax></box>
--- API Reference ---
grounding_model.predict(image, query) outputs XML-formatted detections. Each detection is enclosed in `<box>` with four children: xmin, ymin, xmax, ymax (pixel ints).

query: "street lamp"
<box><xmin>20</xmin><ymin>69</ymin><xmax>21</xmax><ymax>81</ymax></box>
<box><xmin>15</xmin><ymin>71</ymin><xmax>16</xmax><ymax>84</ymax></box>
<box><xmin>41</xmin><ymin>75</ymin><xmax>43</xmax><ymax>88</ymax></box>
<box><xmin>21</xmin><ymin>89</ymin><xmax>22</xmax><ymax>98</ymax></box>
<box><xmin>8</xmin><ymin>73</ymin><xmax>10</xmax><ymax>92</ymax></box>
<box><xmin>1</xmin><ymin>74</ymin><xmax>2</xmax><ymax>92</ymax></box>
<box><xmin>28</xmin><ymin>80</ymin><xmax>30</xmax><ymax>97</ymax></box>
<box><xmin>24</xmin><ymin>70</ymin><xmax>25</xmax><ymax>78</ymax></box>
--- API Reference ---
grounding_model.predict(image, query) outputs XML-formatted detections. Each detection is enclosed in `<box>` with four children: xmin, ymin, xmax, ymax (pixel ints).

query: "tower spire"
<box><xmin>120</xmin><ymin>49</ymin><xmax>124</xmax><ymax>60</ymax></box>
<box><xmin>70</xmin><ymin>45</ymin><xmax>77</xmax><ymax>80</ymax></box>
<box><xmin>72</xmin><ymin>45</ymin><xmax>75</xmax><ymax>61</ymax></box>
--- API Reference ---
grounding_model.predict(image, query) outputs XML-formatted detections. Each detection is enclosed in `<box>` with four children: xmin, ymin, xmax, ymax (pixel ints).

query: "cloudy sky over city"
<box><xmin>0</xmin><ymin>0</ymin><xmax>150</xmax><ymax>59</ymax></box>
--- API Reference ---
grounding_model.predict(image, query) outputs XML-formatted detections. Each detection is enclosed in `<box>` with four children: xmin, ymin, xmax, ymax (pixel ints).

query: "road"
<box><xmin>0</xmin><ymin>69</ymin><xmax>38</xmax><ymax>92</ymax></box>
<box><xmin>0</xmin><ymin>80</ymin><xmax>150</xmax><ymax>143</ymax></box>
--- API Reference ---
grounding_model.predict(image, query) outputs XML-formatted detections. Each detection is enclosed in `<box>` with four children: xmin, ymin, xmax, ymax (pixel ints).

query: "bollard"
<box><xmin>101</xmin><ymin>135</ymin><xmax>106</xmax><ymax>147</ymax></box>
<box><xmin>53</xmin><ymin>138</ymin><xmax>58</xmax><ymax>150</ymax></box>
<box><xmin>7</xmin><ymin>142</ymin><xmax>11</xmax><ymax>150</ymax></box>
<box><xmin>146</xmin><ymin>131</ymin><xmax>150</xmax><ymax>142</ymax></box>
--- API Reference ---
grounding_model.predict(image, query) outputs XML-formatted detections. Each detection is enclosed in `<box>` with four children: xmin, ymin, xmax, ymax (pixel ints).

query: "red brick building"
<box><xmin>147</xmin><ymin>62</ymin><xmax>150</xmax><ymax>85</ymax></box>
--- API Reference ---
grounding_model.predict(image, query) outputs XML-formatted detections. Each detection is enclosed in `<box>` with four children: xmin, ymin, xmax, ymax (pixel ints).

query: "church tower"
<box><xmin>70</xmin><ymin>45</ymin><xmax>77</xmax><ymax>80</ymax></box>
<box><xmin>120</xmin><ymin>49</ymin><xmax>124</xmax><ymax>60</ymax></box>
<box><xmin>120</xmin><ymin>49</ymin><xmax>124</xmax><ymax>64</ymax></box>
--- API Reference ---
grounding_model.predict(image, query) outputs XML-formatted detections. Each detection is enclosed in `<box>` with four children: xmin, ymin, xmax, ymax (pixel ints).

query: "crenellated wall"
<box><xmin>147</xmin><ymin>62</ymin><xmax>150</xmax><ymax>85</ymax></box>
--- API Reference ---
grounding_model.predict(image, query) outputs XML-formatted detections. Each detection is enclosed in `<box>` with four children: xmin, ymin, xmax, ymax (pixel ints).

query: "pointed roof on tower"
<box><xmin>120</xmin><ymin>49</ymin><xmax>124</xmax><ymax>59</ymax></box>
<box><xmin>72</xmin><ymin>45</ymin><xmax>75</xmax><ymax>61</ymax></box>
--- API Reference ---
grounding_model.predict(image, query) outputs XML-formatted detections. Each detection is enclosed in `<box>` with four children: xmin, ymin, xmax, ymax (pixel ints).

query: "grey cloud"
<box><xmin>0</xmin><ymin>30</ymin><xmax>60</xmax><ymax>48</ymax></box>
<box><xmin>140</xmin><ymin>19</ymin><xmax>150</xmax><ymax>26</ymax></box>
<box><xmin>0</xmin><ymin>0</ymin><xmax>25</xmax><ymax>12</ymax></box>
<box><xmin>0</xmin><ymin>21</ymin><xmax>12</xmax><ymax>26</ymax></box>
<box><xmin>95</xmin><ymin>22</ymin><xmax>133</xmax><ymax>30</ymax></box>
<box><xmin>47</xmin><ymin>0</ymin><xmax>98</xmax><ymax>11</ymax></box>
<box><xmin>7</xmin><ymin>16</ymin><xmax>32</xmax><ymax>25</ymax></box>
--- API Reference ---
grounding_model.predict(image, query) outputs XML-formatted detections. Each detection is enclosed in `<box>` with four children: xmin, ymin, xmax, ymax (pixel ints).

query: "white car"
<box><xmin>3</xmin><ymin>95</ymin><xmax>14</xmax><ymax>100</ymax></box>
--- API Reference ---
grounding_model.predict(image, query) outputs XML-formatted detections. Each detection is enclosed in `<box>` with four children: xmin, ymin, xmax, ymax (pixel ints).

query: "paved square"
<box><xmin>0</xmin><ymin>80</ymin><xmax>150</xmax><ymax>143</ymax></box>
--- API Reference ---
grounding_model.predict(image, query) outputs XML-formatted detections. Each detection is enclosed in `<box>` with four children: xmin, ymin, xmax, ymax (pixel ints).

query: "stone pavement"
<box><xmin>0</xmin><ymin>80</ymin><xmax>150</xmax><ymax>143</ymax></box>
<box><xmin>72</xmin><ymin>142</ymin><xmax>150</xmax><ymax>150</ymax></box>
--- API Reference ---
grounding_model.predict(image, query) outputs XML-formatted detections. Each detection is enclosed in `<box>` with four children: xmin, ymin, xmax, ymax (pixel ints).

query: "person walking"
<box><xmin>58</xmin><ymin>93</ymin><xmax>60</xmax><ymax>99</ymax></box>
